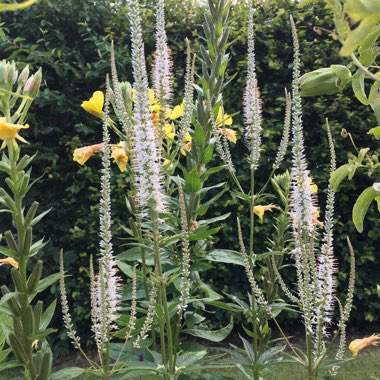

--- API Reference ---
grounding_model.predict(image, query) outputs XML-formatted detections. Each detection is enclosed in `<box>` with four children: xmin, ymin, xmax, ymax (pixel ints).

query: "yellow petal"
<box><xmin>253</xmin><ymin>204</ymin><xmax>277</xmax><ymax>221</ymax></box>
<box><xmin>222</xmin><ymin>128</ymin><xmax>237</xmax><ymax>144</ymax></box>
<box><xmin>217</xmin><ymin>107</ymin><xmax>233</xmax><ymax>126</ymax></box>
<box><xmin>163</xmin><ymin>124</ymin><xmax>175</xmax><ymax>139</ymax></box>
<box><xmin>349</xmin><ymin>335</ymin><xmax>380</xmax><ymax>357</ymax></box>
<box><xmin>0</xmin><ymin>117</ymin><xmax>29</xmax><ymax>143</ymax></box>
<box><xmin>111</xmin><ymin>142</ymin><xmax>128</xmax><ymax>172</ymax></box>
<box><xmin>0</xmin><ymin>257</ymin><xmax>19</xmax><ymax>269</ymax></box>
<box><xmin>81</xmin><ymin>91</ymin><xmax>104</xmax><ymax>118</ymax></box>
<box><xmin>169</xmin><ymin>103</ymin><xmax>184</xmax><ymax>120</ymax></box>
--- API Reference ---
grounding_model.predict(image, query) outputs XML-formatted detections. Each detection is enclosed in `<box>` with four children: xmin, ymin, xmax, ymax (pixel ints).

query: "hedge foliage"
<box><xmin>0</xmin><ymin>0</ymin><xmax>379</xmax><ymax>352</ymax></box>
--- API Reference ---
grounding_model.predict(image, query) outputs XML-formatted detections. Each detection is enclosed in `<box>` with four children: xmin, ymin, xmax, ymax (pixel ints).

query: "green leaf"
<box><xmin>0</xmin><ymin>246</ymin><xmax>18</xmax><ymax>259</ymax></box>
<box><xmin>352</xmin><ymin>186</ymin><xmax>377</xmax><ymax>232</ymax></box>
<box><xmin>345</xmin><ymin>0</ymin><xmax>380</xmax><ymax>22</ymax></box>
<box><xmin>184</xmin><ymin>167</ymin><xmax>201</xmax><ymax>193</ymax></box>
<box><xmin>352</xmin><ymin>70</ymin><xmax>369</xmax><ymax>105</ymax></box>
<box><xmin>199</xmin><ymin>212</ymin><xmax>230</xmax><ymax>226</ymax></box>
<box><xmin>369</xmin><ymin>82</ymin><xmax>380</xmax><ymax>124</ymax></box>
<box><xmin>194</xmin><ymin>121</ymin><xmax>206</xmax><ymax>147</ymax></box>
<box><xmin>189</xmin><ymin>226</ymin><xmax>220</xmax><ymax>241</ymax></box>
<box><xmin>28</xmin><ymin>328</ymin><xmax>57</xmax><ymax>341</ymax></box>
<box><xmin>330</xmin><ymin>164</ymin><xmax>350</xmax><ymax>191</ymax></box>
<box><xmin>183</xmin><ymin>316</ymin><xmax>233</xmax><ymax>342</ymax></box>
<box><xmin>202</xmin><ymin>145</ymin><xmax>213</xmax><ymax>164</ymax></box>
<box><xmin>368</xmin><ymin>126</ymin><xmax>380</xmax><ymax>139</ymax></box>
<box><xmin>49</xmin><ymin>367</ymin><xmax>86</xmax><ymax>380</ymax></box>
<box><xmin>35</xmin><ymin>273</ymin><xmax>60</xmax><ymax>294</ymax></box>
<box><xmin>40</xmin><ymin>300</ymin><xmax>56</xmax><ymax>330</ymax></box>
<box><xmin>340</xmin><ymin>17</ymin><xmax>379</xmax><ymax>56</ymax></box>
<box><xmin>203</xmin><ymin>249</ymin><xmax>243</xmax><ymax>266</ymax></box>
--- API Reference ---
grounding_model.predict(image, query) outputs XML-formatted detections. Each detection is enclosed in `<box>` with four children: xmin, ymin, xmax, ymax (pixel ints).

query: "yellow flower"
<box><xmin>219</xmin><ymin>128</ymin><xmax>237</xmax><ymax>144</ymax></box>
<box><xmin>73</xmin><ymin>143</ymin><xmax>103</xmax><ymax>165</ymax></box>
<box><xmin>111</xmin><ymin>142</ymin><xmax>128</xmax><ymax>172</ymax></box>
<box><xmin>312</xmin><ymin>206</ymin><xmax>324</xmax><ymax>229</ymax></box>
<box><xmin>31</xmin><ymin>339</ymin><xmax>39</xmax><ymax>350</ymax></box>
<box><xmin>81</xmin><ymin>91</ymin><xmax>104</xmax><ymax>118</ymax></box>
<box><xmin>0</xmin><ymin>117</ymin><xmax>29</xmax><ymax>146</ymax></box>
<box><xmin>0</xmin><ymin>257</ymin><xmax>19</xmax><ymax>269</ymax></box>
<box><xmin>167</xmin><ymin>103</ymin><xmax>184</xmax><ymax>120</ymax></box>
<box><xmin>349</xmin><ymin>335</ymin><xmax>380</xmax><ymax>357</ymax></box>
<box><xmin>253</xmin><ymin>204</ymin><xmax>277</xmax><ymax>221</ymax></box>
<box><xmin>163</xmin><ymin>123</ymin><xmax>175</xmax><ymax>139</ymax></box>
<box><xmin>308</xmin><ymin>177</ymin><xmax>318</xmax><ymax>194</ymax></box>
<box><xmin>180</xmin><ymin>133</ymin><xmax>192</xmax><ymax>155</ymax></box>
<box><xmin>216</xmin><ymin>106</ymin><xmax>233</xmax><ymax>127</ymax></box>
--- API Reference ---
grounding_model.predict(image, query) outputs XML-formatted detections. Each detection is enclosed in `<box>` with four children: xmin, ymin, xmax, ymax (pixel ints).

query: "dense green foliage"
<box><xmin>0</xmin><ymin>0</ymin><xmax>379</xmax><ymax>352</ymax></box>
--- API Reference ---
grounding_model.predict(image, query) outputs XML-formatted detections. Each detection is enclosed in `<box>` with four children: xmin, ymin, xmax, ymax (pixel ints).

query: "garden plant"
<box><xmin>0</xmin><ymin>0</ymin><xmax>379</xmax><ymax>380</ymax></box>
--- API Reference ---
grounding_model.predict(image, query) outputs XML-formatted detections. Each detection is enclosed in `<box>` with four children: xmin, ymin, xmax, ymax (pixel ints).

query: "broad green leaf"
<box><xmin>352</xmin><ymin>186</ymin><xmax>377</xmax><ymax>232</ymax></box>
<box><xmin>194</xmin><ymin>121</ymin><xmax>205</xmax><ymax>147</ymax></box>
<box><xmin>202</xmin><ymin>144</ymin><xmax>213</xmax><ymax>164</ymax></box>
<box><xmin>352</xmin><ymin>70</ymin><xmax>369</xmax><ymax>105</ymax></box>
<box><xmin>340</xmin><ymin>17</ymin><xmax>379</xmax><ymax>56</ymax></box>
<box><xmin>189</xmin><ymin>226</ymin><xmax>220</xmax><ymax>241</ymax></box>
<box><xmin>40</xmin><ymin>300</ymin><xmax>56</xmax><ymax>330</ymax></box>
<box><xmin>203</xmin><ymin>249</ymin><xmax>244</xmax><ymax>266</ymax></box>
<box><xmin>49</xmin><ymin>367</ymin><xmax>86</xmax><ymax>380</ymax></box>
<box><xmin>368</xmin><ymin>126</ymin><xmax>380</xmax><ymax>139</ymax></box>
<box><xmin>199</xmin><ymin>212</ymin><xmax>230</xmax><ymax>226</ymax></box>
<box><xmin>330</xmin><ymin>164</ymin><xmax>350</xmax><ymax>191</ymax></box>
<box><xmin>345</xmin><ymin>0</ymin><xmax>380</xmax><ymax>21</ymax></box>
<box><xmin>369</xmin><ymin>82</ymin><xmax>380</xmax><ymax>124</ymax></box>
<box><xmin>35</xmin><ymin>273</ymin><xmax>60</xmax><ymax>294</ymax></box>
<box><xmin>0</xmin><ymin>0</ymin><xmax>37</xmax><ymax>12</ymax></box>
<box><xmin>183</xmin><ymin>316</ymin><xmax>233</xmax><ymax>342</ymax></box>
<box><xmin>0</xmin><ymin>246</ymin><xmax>18</xmax><ymax>258</ymax></box>
<box><xmin>184</xmin><ymin>167</ymin><xmax>201</xmax><ymax>193</ymax></box>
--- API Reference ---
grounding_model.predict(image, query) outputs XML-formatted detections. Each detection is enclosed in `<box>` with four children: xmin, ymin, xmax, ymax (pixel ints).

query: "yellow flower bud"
<box><xmin>298</xmin><ymin>65</ymin><xmax>351</xmax><ymax>97</ymax></box>
<box><xmin>73</xmin><ymin>143</ymin><xmax>103</xmax><ymax>165</ymax></box>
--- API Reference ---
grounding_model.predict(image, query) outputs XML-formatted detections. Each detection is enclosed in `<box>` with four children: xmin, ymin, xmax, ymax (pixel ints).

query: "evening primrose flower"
<box><xmin>167</xmin><ymin>102</ymin><xmax>184</xmax><ymax>120</ymax></box>
<box><xmin>220</xmin><ymin>128</ymin><xmax>237</xmax><ymax>144</ymax></box>
<box><xmin>349</xmin><ymin>335</ymin><xmax>380</xmax><ymax>357</ymax></box>
<box><xmin>81</xmin><ymin>91</ymin><xmax>104</xmax><ymax>118</ymax></box>
<box><xmin>253</xmin><ymin>204</ymin><xmax>277</xmax><ymax>221</ymax></box>
<box><xmin>180</xmin><ymin>132</ymin><xmax>192</xmax><ymax>155</ymax></box>
<box><xmin>216</xmin><ymin>106</ymin><xmax>233</xmax><ymax>127</ymax></box>
<box><xmin>73</xmin><ymin>143</ymin><xmax>103</xmax><ymax>165</ymax></box>
<box><xmin>308</xmin><ymin>177</ymin><xmax>318</xmax><ymax>194</ymax></box>
<box><xmin>163</xmin><ymin>123</ymin><xmax>175</xmax><ymax>139</ymax></box>
<box><xmin>111</xmin><ymin>141</ymin><xmax>128</xmax><ymax>172</ymax></box>
<box><xmin>0</xmin><ymin>117</ymin><xmax>29</xmax><ymax>147</ymax></box>
<box><xmin>0</xmin><ymin>257</ymin><xmax>19</xmax><ymax>269</ymax></box>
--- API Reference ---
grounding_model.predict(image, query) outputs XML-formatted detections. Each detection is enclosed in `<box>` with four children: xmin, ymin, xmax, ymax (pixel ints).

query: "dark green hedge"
<box><xmin>0</xmin><ymin>0</ymin><xmax>379</xmax><ymax>352</ymax></box>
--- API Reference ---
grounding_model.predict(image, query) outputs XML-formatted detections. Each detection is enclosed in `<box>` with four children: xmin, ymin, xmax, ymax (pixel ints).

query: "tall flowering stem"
<box><xmin>0</xmin><ymin>62</ymin><xmax>56</xmax><ymax>380</ymax></box>
<box><xmin>128</xmin><ymin>0</ymin><xmax>166</xmax><ymax>216</ymax></box>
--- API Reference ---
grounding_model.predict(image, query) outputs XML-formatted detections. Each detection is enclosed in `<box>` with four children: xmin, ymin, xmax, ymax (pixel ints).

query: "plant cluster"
<box><xmin>0</xmin><ymin>1</ymin><xmax>379</xmax><ymax>380</ymax></box>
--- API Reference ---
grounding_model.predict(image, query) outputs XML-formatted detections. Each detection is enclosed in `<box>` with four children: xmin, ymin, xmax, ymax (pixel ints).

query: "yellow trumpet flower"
<box><xmin>0</xmin><ymin>257</ymin><xmax>19</xmax><ymax>269</ymax></box>
<box><xmin>253</xmin><ymin>204</ymin><xmax>277</xmax><ymax>221</ymax></box>
<box><xmin>81</xmin><ymin>91</ymin><xmax>104</xmax><ymax>118</ymax></box>
<box><xmin>219</xmin><ymin>128</ymin><xmax>237</xmax><ymax>144</ymax></box>
<box><xmin>0</xmin><ymin>117</ymin><xmax>29</xmax><ymax>148</ymax></box>
<box><xmin>349</xmin><ymin>335</ymin><xmax>380</xmax><ymax>357</ymax></box>
<box><xmin>73</xmin><ymin>143</ymin><xmax>103</xmax><ymax>165</ymax></box>
<box><xmin>111</xmin><ymin>142</ymin><xmax>128</xmax><ymax>172</ymax></box>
